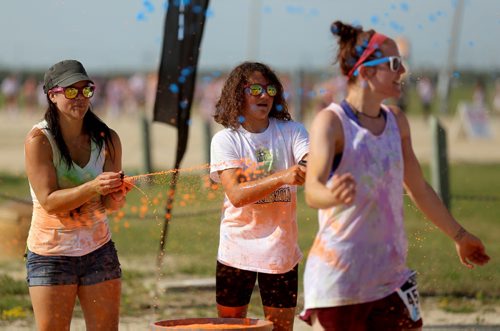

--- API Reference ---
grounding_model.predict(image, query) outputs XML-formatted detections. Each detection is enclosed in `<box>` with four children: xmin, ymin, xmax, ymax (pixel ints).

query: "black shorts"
<box><xmin>215</xmin><ymin>261</ymin><xmax>298</xmax><ymax>308</ymax></box>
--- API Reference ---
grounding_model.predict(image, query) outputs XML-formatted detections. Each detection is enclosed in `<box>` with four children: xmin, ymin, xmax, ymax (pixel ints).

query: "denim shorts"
<box><xmin>26</xmin><ymin>240</ymin><xmax>121</xmax><ymax>287</ymax></box>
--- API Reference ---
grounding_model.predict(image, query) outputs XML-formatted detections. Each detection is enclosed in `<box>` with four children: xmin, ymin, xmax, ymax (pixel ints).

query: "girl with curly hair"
<box><xmin>210</xmin><ymin>62</ymin><xmax>309</xmax><ymax>330</ymax></box>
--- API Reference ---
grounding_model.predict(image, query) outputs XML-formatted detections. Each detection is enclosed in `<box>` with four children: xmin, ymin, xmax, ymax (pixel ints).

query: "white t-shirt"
<box><xmin>210</xmin><ymin>118</ymin><xmax>309</xmax><ymax>273</ymax></box>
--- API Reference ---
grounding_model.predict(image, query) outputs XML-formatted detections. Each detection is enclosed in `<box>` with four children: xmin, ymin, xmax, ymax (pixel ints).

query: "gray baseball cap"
<box><xmin>43</xmin><ymin>60</ymin><xmax>94</xmax><ymax>93</ymax></box>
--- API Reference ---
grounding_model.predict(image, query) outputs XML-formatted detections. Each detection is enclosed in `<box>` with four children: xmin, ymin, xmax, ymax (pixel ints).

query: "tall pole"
<box><xmin>292</xmin><ymin>69</ymin><xmax>303</xmax><ymax>123</ymax></box>
<box><xmin>437</xmin><ymin>0</ymin><xmax>464</xmax><ymax>114</ymax></box>
<box><xmin>247</xmin><ymin>0</ymin><xmax>261</xmax><ymax>61</ymax></box>
<box><xmin>141</xmin><ymin>111</ymin><xmax>152</xmax><ymax>174</ymax></box>
<box><xmin>430</xmin><ymin>116</ymin><xmax>450</xmax><ymax>209</ymax></box>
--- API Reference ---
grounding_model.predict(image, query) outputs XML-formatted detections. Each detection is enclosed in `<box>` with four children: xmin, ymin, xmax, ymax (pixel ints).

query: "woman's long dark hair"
<box><xmin>44</xmin><ymin>96</ymin><xmax>114</xmax><ymax>169</ymax></box>
<box><xmin>214</xmin><ymin>62</ymin><xmax>291</xmax><ymax>129</ymax></box>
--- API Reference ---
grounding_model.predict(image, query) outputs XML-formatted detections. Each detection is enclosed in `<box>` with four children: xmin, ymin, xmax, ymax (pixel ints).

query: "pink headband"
<box><xmin>347</xmin><ymin>32</ymin><xmax>388</xmax><ymax>78</ymax></box>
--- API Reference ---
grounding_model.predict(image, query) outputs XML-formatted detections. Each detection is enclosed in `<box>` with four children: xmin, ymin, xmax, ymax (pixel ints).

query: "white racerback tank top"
<box><xmin>302</xmin><ymin>103</ymin><xmax>412</xmax><ymax>309</ymax></box>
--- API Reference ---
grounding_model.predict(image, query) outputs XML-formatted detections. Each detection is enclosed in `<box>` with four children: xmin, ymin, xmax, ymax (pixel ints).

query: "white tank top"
<box><xmin>27</xmin><ymin>120</ymin><xmax>111</xmax><ymax>256</ymax></box>
<box><xmin>302</xmin><ymin>103</ymin><xmax>411</xmax><ymax>309</ymax></box>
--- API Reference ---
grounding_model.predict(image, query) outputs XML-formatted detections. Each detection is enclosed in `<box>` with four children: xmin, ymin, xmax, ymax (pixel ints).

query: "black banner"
<box><xmin>153</xmin><ymin>0</ymin><xmax>209</xmax><ymax>164</ymax></box>
<box><xmin>153</xmin><ymin>0</ymin><xmax>210</xmax><ymax>272</ymax></box>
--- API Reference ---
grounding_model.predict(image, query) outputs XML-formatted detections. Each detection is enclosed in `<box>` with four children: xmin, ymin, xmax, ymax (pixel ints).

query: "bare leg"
<box><xmin>29</xmin><ymin>285</ymin><xmax>78</xmax><ymax>331</ymax></box>
<box><xmin>263</xmin><ymin>306</ymin><xmax>295</xmax><ymax>331</ymax></box>
<box><xmin>217</xmin><ymin>303</ymin><xmax>248</xmax><ymax>318</ymax></box>
<box><xmin>78</xmin><ymin>279</ymin><xmax>121</xmax><ymax>331</ymax></box>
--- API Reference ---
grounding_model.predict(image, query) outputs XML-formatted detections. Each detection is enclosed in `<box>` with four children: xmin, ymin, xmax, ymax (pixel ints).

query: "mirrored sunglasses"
<box><xmin>353</xmin><ymin>56</ymin><xmax>402</xmax><ymax>77</ymax></box>
<box><xmin>49</xmin><ymin>85</ymin><xmax>95</xmax><ymax>99</ymax></box>
<box><xmin>244</xmin><ymin>84</ymin><xmax>277</xmax><ymax>97</ymax></box>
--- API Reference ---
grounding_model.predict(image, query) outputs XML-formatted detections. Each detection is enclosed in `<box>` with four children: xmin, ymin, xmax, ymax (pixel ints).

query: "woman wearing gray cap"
<box><xmin>24</xmin><ymin>59</ymin><xmax>129</xmax><ymax>331</ymax></box>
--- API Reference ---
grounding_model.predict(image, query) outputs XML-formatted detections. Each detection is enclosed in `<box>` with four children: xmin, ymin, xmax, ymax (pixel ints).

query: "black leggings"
<box><xmin>215</xmin><ymin>261</ymin><xmax>298</xmax><ymax>308</ymax></box>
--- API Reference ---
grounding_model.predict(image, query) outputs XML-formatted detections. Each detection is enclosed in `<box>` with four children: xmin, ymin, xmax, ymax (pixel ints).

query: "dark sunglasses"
<box><xmin>353</xmin><ymin>56</ymin><xmax>402</xmax><ymax>76</ymax></box>
<box><xmin>244</xmin><ymin>84</ymin><xmax>277</xmax><ymax>97</ymax></box>
<box><xmin>49</xmin><ymin>85</ymin><xmax>95</xmax><ymax>99</ymax></box>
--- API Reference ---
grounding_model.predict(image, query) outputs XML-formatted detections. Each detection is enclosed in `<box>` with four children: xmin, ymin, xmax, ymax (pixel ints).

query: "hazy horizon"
<box><xmin>1</xmin><ymin>0</ymin><xmax>499</xmax><ymax>74</ymax></box>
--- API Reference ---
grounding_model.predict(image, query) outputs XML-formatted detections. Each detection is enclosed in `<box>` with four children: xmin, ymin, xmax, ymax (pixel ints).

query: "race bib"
<box><xmin>396</xmin><ymin>271</ymin><xmax>421</xmax><ymax>322</ymax></box>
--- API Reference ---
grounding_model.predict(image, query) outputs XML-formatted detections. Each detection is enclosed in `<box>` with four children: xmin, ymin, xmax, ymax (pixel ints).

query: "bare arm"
<box><xmin>219</xmin><ymin>164</ymin><xmax>306</xmax><ymax>208</ymax></box>
<box><xmin>305</xmin><ymin>109</ymin><xmax>356</xmax><ymax>209</ymax></box>
<box><xmin>25</xmin><ymin>128</ymin><xmax>124</xmax><ymax>214</ymax></box>
<box><xmin>395</xmin><ymin>108</ymin><xmax>490</xmax><ymax>268</ymax></box>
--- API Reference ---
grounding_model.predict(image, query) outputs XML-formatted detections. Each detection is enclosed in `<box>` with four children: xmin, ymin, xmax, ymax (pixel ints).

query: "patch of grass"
<box><xmin>0</xmin><ymin>163</ymin><xmax>498</xmax><ymax>321</ymax></box>
<box><xmin>404</xmin><ymin>163</ymin><xmax>500</xmax><ymax>298</ymax></box>
<box><xmin>110</xmin><ymin>173</ymin><xmax>222</xmax><ymax>276</ymax></box>
<box><xmin>0</xmin><ymin>275</ymin><xmax>28</xmax><ymax>296</ymax></box>
<box><xmin>0</xmin><ymin>173</ymin><xmax>30</xmax><ymax>201</ymax></box>
<box><xmin>0</xmin><ymin>275</ymin><xmax>31</xmax><ymax>321</ymax></box>
<box><xmin>111</xmin><ymin>165</ymin><xmax>500</xmax><ymax>299</ymax></box>
<box><xmin>122</xmin><ymin>269</ymin><xmax>148</xmax><ymax>283</ymax></box>
<box><xmin>120</xmin><ymin>269</ymin><xmax>154</xmax><ymax>316</ymax></box>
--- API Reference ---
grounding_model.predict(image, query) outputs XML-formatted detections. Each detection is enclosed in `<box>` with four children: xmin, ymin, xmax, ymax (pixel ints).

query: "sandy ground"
<box><xmin>1</xmin><ymin>110</ymin><xmax>499</xmax><ymax>176</ymax></box>
<box><xmin>1</xmin><ymin>297</ymin><xmax>499</xmax><ymax>330</ymax></box>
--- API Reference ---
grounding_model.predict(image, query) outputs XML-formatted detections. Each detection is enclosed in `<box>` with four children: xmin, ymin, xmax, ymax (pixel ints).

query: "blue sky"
<box><xmin>0</xmin><ymin>0</ymin><xmax>498</xmax><ymax>73</ymax></box>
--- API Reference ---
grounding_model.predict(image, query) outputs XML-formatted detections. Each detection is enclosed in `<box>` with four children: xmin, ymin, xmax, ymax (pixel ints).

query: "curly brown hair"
<box><xmin>330</xmin><ymin>21</ymin><xmax>380</xmax><ymax>83</ymax></box>
<box><xmin>214</xmin><ymin>62</ymin><xmax>291</xmax><ymax>129</ymax></box>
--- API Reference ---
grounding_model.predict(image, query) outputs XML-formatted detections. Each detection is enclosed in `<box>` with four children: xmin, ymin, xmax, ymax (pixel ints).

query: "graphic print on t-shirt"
<box><xmin>255</xmin><ymin>187</ymin><xmax>291</xmax><ymax>204</ymax></box>
<box><xmin>256</xmin><ymin>147</ymin><xmax>273</xmax><ymax>173</ymax></box>
<box><xmin>254</xmin><ymin>147</ymin><xmax>291</xmax><ymax>204</ymax></box>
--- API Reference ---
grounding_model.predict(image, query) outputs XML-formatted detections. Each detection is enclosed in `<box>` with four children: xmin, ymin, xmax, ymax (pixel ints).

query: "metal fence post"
<box><xmin>430</xmin><ymin>116</ymin><xmax>450</xmax><ymax>209</ymax></box>
<box><xmin>141</xmin><ymin>111</ymin><xmax>152</xmax><ymax>174</ymax></box>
